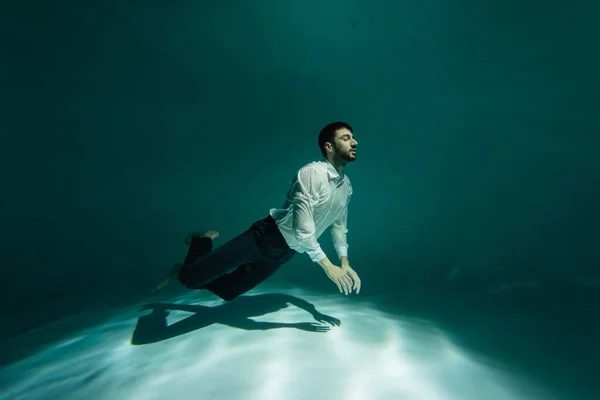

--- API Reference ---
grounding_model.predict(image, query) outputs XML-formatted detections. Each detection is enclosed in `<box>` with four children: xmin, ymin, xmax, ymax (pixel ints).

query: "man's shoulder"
<box><xmin>301</xmin><ymin>159</ymin><xmax>327</xmax><ymax>168</ymax></box>
<box><xmin>298</xmin><ymin>160</ymin><xmax>328</xmax><ymax>174</ymax></box>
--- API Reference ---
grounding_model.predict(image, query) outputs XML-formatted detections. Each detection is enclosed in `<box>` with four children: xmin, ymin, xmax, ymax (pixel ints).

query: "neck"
<box><xmin>326</xmin><ymin>156</ymin><xmax>346</xmax><ymax>175</ymax></box>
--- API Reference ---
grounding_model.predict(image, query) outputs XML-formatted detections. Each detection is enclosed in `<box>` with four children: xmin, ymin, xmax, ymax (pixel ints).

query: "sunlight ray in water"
<box><xmin>0</xmin><ymin>286</ymin><xmax>549</xmax><ymax>400</ymax></box>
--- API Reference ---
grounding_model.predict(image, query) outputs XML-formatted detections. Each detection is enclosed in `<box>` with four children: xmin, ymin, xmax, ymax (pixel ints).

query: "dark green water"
<box><xmin>1</xmin><ymin>1</ymin><xmax>598</xmax><ymax>399</ymax></box>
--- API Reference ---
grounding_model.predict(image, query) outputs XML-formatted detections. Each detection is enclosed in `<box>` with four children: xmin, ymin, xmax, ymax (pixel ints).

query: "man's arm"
<box><xmin>292</xmin><ymin>167</ymin><xmax>357</xmax><ymax>294</ymax></box>
<box><xmin>340</xmin><ymin>256</ymin><xmax>350</xmax><ymax>267</ymax></box>
<box><xmin>291</xmin><ymin>167</ymin><xmax>328</xmax><ymax>263</ymax></box>
<box><xmin>330</xmin><ymin>203</ymin><xmax>349</xmax><ymax>266</ymax></box>
<box><xmin>330</xmin><ymin>197</ymin><xmax>361</xmax><ymax>294</ymax></box>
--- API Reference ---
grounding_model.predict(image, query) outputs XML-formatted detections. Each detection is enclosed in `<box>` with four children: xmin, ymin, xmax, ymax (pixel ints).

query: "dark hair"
<box><xmin>318</xmin><ymin>121</ymin><xmax>353</xmax><ymax>157</ymax></box>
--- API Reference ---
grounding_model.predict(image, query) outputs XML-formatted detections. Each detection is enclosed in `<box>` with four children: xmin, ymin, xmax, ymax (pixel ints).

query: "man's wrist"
<box><xmin>340</xmin><ymin>256</ymin><xmax>350</xmax><ymax>267</ymax></box>
<box><xmin>317</xmin><ymin>256</ymin><xmax>334</xmax><ymax>269</ymax></box>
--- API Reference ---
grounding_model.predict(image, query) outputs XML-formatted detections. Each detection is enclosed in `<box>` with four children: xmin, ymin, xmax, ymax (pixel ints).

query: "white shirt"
<box><xmin>269</xmin><ymin>159</ymin><xmax>353</xmax><ymax>263</ymax></box>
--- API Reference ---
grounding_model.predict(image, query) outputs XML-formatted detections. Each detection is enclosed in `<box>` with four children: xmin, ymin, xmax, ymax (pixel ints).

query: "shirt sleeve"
<box><xmin>291</xmin><ymin>166</ymin><xmax>327</xmax><ymax>262</ymax></box>
<box><xmin>330</xmin><ymin>190</ymin><xmax>351</xmax><ymax>259</ymax></box>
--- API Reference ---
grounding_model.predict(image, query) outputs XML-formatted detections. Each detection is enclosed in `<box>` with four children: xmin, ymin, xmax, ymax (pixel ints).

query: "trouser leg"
<box><xmin>178</xmin><ymin>228</ymin><xmax>261</xmax><ymax>289</ymax></box>
<box><xmin>201</xmin><ymin>254</ymin><xmax>295</xmax><ymax>301</ymax></box>
<box><xmin>182</xmin><ymin>237</ymin><xmax>213</xmax><ymax>266</ymax></box>
<box><xmin>201</xmin><ymin>216</ymin><xmax>297</xmax><ymax>301</ymax></box>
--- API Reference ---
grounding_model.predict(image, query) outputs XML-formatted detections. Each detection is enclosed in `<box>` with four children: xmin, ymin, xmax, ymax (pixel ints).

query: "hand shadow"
<box><xmin>131</xmin><ymin>293</ymin><xmax>341</xmax><ymax>345</ymax></box>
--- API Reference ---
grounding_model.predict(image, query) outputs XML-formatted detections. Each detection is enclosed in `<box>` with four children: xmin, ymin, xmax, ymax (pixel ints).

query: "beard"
<box><xmin>332</xmin><ymin>147</ymin><xmax>356</xmax><ymax>163</ymax></box>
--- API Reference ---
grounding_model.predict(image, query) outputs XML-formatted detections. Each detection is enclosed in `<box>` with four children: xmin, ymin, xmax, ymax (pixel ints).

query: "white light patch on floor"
<box><xmin>0</xmin><ymin>286</ymin><xmax>547</xmax><ymax>400</ymax></box>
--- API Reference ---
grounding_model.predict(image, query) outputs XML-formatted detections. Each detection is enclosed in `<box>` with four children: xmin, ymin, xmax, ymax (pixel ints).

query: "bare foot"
<box><xmin>184</xmin><ymin>230</ymin><xmax>219</xmax><ymax>245</ymax></box>
<box><xmin>152</xmin><ymin>262</ymin><xmax>182</xmax><ymax>295</ymax></box>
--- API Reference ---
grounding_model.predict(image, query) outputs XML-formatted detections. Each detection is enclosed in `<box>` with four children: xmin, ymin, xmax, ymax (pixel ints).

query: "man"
<box><xmin>153</xmin><ymin>121</ymin><xmax>361</xmax><ymax>300</ymax></box>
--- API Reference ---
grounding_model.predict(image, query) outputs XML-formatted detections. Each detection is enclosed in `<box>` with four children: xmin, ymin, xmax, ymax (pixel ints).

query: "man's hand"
<box><xmin>341</xmin><ymin>262</ymin><xmax>361</xmax><ymax>294</ymax></box>
<box><xmin>322</xmin><ymin>264</ymin><xmax>355</xmax><ymax>295</ymax></box>
<box><xmin>318</xmin><ymin>256</ymin><xmax>361</xmax><ymax>295</ymax></box>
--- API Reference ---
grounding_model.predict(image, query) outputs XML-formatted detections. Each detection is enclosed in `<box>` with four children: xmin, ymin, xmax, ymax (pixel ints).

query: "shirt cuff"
<box><xmin>307</xmin><ymin>247</ymin><xmax>327</xmax><ymax>263</ymax></box>
<box><xmin>334</xmin><ymin>245</ymin><xmax>348</xmax><ymax>259</ymax></box>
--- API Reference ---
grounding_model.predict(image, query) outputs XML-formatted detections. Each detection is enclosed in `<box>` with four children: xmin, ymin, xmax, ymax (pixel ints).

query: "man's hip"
<box><xmin>249</xmin><ymin>215</ymin><xmax>296</xmax><ymax>264</ymax></box>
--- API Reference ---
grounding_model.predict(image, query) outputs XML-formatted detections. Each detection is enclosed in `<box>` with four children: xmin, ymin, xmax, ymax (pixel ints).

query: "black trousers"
<box><xmin>178</xmin><ymin>215</ymin><xmax>297</xmax><ymax>301</ymax></box>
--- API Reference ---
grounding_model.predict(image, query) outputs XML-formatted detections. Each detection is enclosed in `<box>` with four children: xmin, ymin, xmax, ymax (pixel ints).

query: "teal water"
<box><xmin>1</xmin><ymin>1</ymin><xmax>598</xmax><ymax>399</ymax></box>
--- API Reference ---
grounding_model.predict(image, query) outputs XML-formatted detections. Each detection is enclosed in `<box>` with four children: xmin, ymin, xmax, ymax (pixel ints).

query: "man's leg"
<box><xmin>201</xmin><ymin>250</ymin><xmax>295</xmax><ymax>301</ymax></box>
<box><xmin>200</xmin><ymin>215</ymin><xmax>297</xmax><ymax>301</ymax></box>
<box><xmin>177</xmin><ymin>227</ymin><xmax>263</xmax><ymax>290</ymax></box>
<box><xmin>153</xmin><ymin>216</ymin><xmax>293</xmax><ymax>298</ymax></box>
<box><xmin>184</xmin><ymin>230</ymin><xmax>219</xmax><ymax>246</ymax></box>
<box><xmin>152</xmin><ymin>230</ymin><xmax>219</xmax><ymax>295</ymax></box>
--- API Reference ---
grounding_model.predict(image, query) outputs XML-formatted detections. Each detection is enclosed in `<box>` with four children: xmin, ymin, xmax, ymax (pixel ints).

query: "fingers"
<box><xmin>338</xmin><ymin>279</ymin><xmax>346</xmax><ymax>295</ymax></box>
<box><xmin>346</xmin><ymin>269</ymin><xmax>361</xmax><ymax>294</ymax></box>
<box><xmin>333</xmin><ymin>279</ymin><xmax>343</xmax><ymax>294</ymax></box>
<box><xmin>338</xmin><ymin>275</ymin><xmax>351</xmax><ymax>295</ymax></box>
<box><xmin>328</xmin><ymin>267</ymin><xmax>359</xmax><ymax>295</ymax></box>
<box><xmin>344</xmin><ymin>276</ymin><xmax>353</xmax><ymax>294</ymax></box>
<box><xmin>350</xmin><ymin>271</ymin><xmax>361</xmax><ymax>294</ymax></box>
<box><xmin>333</xmin><ymin>273</ymin><xmax>350</xmax><ymax>295</ymax></box>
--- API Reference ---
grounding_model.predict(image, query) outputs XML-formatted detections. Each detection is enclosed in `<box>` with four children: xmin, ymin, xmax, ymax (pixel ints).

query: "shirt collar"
<box><xmin>322</xmin><ymin>158</ymin><xmax>344</xmax><ymax>181</ymax></box>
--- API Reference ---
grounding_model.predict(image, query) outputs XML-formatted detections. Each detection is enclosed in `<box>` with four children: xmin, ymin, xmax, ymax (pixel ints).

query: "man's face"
<box><xmin>329</xmin><ymin>128</ymin><xmax>358</xmax><ymax>163</ymax></box>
